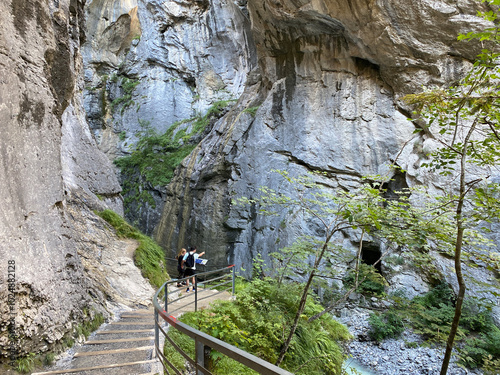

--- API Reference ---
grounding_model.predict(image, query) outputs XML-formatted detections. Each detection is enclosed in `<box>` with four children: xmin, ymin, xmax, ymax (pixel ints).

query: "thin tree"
<box><xmin>236</xmin><ymin>170</ymin><xmax>443</xmax><ymax>366</ymax></box>
<box><xmin>404</xmin><ymin>2</ymin><xmax>500</xmax><ymax>372</ymax></box>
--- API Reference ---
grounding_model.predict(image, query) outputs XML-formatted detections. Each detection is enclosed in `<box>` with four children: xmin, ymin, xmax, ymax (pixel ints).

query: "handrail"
<box><xmin>153</xmin><ymin>265</ymin><xmax>293</xmax><ymax>375</ymax></box>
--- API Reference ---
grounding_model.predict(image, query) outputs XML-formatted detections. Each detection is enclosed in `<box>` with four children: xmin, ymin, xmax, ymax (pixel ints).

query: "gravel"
<box><xmin>339</xmin><ymin>307</ymin><xmax>484</xmax><ymax>375</ymax></box>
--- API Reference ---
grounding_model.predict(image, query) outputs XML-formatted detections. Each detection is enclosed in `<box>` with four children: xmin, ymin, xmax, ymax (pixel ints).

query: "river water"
<box><xmin>343</xmin><ymin>358</ymin><xmax>377</xmax><ymax>375</ymax></box>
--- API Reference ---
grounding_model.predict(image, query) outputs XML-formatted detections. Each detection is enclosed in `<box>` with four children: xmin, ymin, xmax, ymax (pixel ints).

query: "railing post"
<box><xmin>164</xmin><ymin>283</ymin><xmax>168</xmax><ymax>313</ymax></box>
<box><xmin>154</xmin><ymin>308</ymin><xmax>159</xmax><ymax>358</ymax></box>
<box><xmin>232</xmin><ymin>267</ymin><xmax>235</xmax><ymax>295</ymax></box>
<box><xmin>194</xmin><ymin>275</ymin><xmax>198</xmax><ymax>312</ymax></box>
<box><xmin>196</xmin><ymin>338</ymin><xmax>204</xmax><ymax>375</ymax></box>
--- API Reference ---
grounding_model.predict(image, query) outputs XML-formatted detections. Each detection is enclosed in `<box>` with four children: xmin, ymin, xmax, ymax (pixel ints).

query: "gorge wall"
<box><xmin>1</xmin><ymin>0</ymin><xmax>500</xmax><ymax>362</ymax></box>
<box><xmin>0</xmin><ymin>0</ymin><xmax>153</xmax><ymax>360</ymax></box>
<box><xmin>151</xmin><ymin>0</ymin><xmax>497</xmax><ymax>274</ymax></box>
<box><xmin>83</xmin><ymin>0</ymin><xmax>499</xmax><ymax>307</ymax></box>
<box><xmin>82</xmin><ymin>0</ymin><xmax>257</xmax><ymax>233</ymax></box>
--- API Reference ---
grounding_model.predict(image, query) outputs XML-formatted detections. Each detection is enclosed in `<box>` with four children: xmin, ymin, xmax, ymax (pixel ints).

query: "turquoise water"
<box><xmin>343</xmin><ymin>358</ymin><xmax>377</xmax><ymax>375</ymax></box>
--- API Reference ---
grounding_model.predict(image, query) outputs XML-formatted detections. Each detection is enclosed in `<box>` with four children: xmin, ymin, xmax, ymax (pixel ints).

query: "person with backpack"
<box><xmin>176</xmin><ymin>248</ymin><xmax>187</xmax><ymax>287</ymax></box>
<box><xmin>182</xmin><ymin>246</ymin><xmax>205</xmax><ymax>292</ymax></box>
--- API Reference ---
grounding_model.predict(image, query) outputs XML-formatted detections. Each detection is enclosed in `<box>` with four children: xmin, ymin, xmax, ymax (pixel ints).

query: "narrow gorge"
<box><xmin>1</xmin><ymin>0</ymin><xmax>500</xmax><ymax>374</ymax></box>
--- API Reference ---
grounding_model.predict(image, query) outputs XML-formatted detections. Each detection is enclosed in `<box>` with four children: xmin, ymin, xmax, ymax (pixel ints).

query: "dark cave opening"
<box><xmin>361</xmin><ymin>244</ymin><xmax>382</xmax><ymax>274</ymax></box>
<box><xmin>381</xmin><ymin>168</ymin><xmax>410</xmax><ymax>202</ymax></box>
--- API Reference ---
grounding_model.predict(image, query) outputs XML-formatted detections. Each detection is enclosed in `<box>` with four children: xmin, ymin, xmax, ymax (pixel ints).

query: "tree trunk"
<box><xmin>439</xmin><ymin>237</ymin><xmax>466</xmax><ymax>375</ymax></box>
<box><xmin>440</xmin><ymin>122</ymin><xmax>476</xmax><ymax>375</ymax></box>
<box><xmin>275</xmin><ymin>230</ymin><xmax>335</xmax><ymax>367</ymax></box>
<box><xmin>275</xmin><ymin>269</ymin><xmax>315</xmax><ymax>366</ymax></box>
<box><xmin>439</xmin><ymin>194</ymin><xmax>467</xmax><ymax>375</ymax></box>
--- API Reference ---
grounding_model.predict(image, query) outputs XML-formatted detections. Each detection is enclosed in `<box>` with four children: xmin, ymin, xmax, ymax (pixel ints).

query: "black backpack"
<box><xmin>185</xmin><ymin>252</ymin><xmax>195</xmax><ymax>268</ymax></box>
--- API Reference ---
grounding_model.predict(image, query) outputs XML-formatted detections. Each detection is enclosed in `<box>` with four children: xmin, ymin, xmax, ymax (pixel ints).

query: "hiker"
<box><xmin>176</xmin><ymin>248</ymin><xmax>187</xmax><ymax>287</ymax></box>
<box><xmin>182</xmin><ymin>246</ymin><xmax>205</xmax><ymax>292</ymax></box>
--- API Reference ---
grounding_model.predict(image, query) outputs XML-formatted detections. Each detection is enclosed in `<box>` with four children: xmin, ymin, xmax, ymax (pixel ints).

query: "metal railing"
<box><xmin>153</xmin><ymin>265</ymin><xmax>293</xmax><ymax>375</ymax></box>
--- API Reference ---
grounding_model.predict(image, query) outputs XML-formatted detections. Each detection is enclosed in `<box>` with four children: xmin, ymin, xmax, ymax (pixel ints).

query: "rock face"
<box><xmin>82</xmin><ymin>0</ymin><xmax>256</xmax><ymax>234</ymax></box>
<box><xmin>150</xmin><ymin>0</ymin><xmax>499</xmax><ymax>315</ymax></box>
<box><xmin>153</xmin><ymin>0</ymin><xmax>497</xmax><ymax>276</ymax></box>
<box><xmin>79</xmin><ymin>0</ymin><xmax>499</xmax><ymax>305</ymax></box>
<box><xmin>0</xmin><ymin>0</ymin><xmax>149</xmax><ymax>360</ymax></box>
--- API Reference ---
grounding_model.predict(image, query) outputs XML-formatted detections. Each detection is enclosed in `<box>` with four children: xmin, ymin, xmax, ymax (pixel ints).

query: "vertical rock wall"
<box><xmin>82</xmin><ymin>0</ymin><xmax>257</xmax><ymax>234</ymax></box>
<box><xmin>0</xmin><ymin>0</ymin><xmax>142</xmax><ymax>359</ymax></box>
<box><xmin>153</xmin><ymin>0</ymin><xmax>498</xmax><ymax>281</ymax></box>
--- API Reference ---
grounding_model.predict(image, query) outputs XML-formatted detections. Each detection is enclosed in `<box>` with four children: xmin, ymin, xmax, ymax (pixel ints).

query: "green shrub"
<box><xmin>368</xmin><ymin>311</ymin><xmax>405</xmax><ymax>341</ymax></box>
<box><xmin>483</xmin><ymin>355</ymin><xmax>500</xmax><ymax>375</ymax></box>
<box><xmin>381</xmin><ymin>282</ymin><xmax>500</xmax><ymax>370</ymax></box>
<box><xmin>163</xmin><ymin>327</ymin><xmax>195</xmax><ymax>372</ymax></box>
<box><xmin>164</xmin><ymin>278</ymin><xmax>351</xmax><ymax>374</ymax></box>
<box><xmin>63</xmin><ymin>336</ymin><xmax>74</xmax><ymax>349</ymax></box>
<box><xmin>109</xmin><ymin>76</ymin><xmax>139</xmax><ymax>113</ymax></box>
<box><xmin>413</xmin><ymin>281</ymin><xmax>454</xmax><ymax>308</ymax></box>
<box><xmin>242</xmin><ymin>105</ymin><xmax>260</xmax><ymax>117</ymax></box>
<box><xmin>343</xmin><ymin>264</ymin><xmax>386</xmax><ymax>296</ymax></box>
<box><xmin>410</xmin><ymin>302</ymin><xmax>456</xmax><ymax>342</ymax></box>
<box><xmin>96</xmin><ymin>209</ymin><xmax>168</xmax><ymax>288</ymax></box>
<box><xmin>459</xmin><ymin>324</ymin><xmax>500</xmax><ymax>369</ymax></box>
<box><xmin>405</xmin><ymin>341</ymin><xmax>419</xmax><ymax>348</ymax></box>
<box><xmin>75</xmin><ymin>311</ymin><xmax>105</xmax><ymax>339</ymax></box>
<box><xmin>460</xmin><ymin>338</ymin><xmax>491</xmax><ymax>369</ymax></box>
<box><xmin>460</xmin><ymin>299</ymin><xmax>492</xmax><ymax>332</ymax></box>
<box><xmin>43</xmin><ymin>352</ymin><xmax>56</xmax><ymax>366</ymax></box>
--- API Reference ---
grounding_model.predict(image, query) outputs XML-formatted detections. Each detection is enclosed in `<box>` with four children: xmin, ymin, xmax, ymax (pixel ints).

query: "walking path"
<box><xmin>32</xmin><ymin>286</ymin><xmax>231</xmax><ymax>375</ymax></box>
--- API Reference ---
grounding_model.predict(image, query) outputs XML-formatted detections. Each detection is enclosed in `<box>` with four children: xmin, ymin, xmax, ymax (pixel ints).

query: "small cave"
<box><xmin>361</xmin><ymin>243</ymin><xmax>382</xmax><ymax>274</ymax></box>
<box><xmin>353</xmin><ymin>56</ymin><xmax>381</xmax><ymax>75</ymax></box>
<box><xmin>381</xmin><ymin>168</ymin><xmax>410</xmax><ymax>201</ymax></box>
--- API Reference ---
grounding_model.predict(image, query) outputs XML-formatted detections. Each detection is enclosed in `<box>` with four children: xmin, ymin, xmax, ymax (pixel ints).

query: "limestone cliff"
<box><xmin>82</xmin><ymin>0</ymin><xmax>256</xmax><ymax>234</ymax></box>
<box><xmin>0</xmin><ymin>0</ymin><xmax>151</xmax><ymax>360</ymax></box>
<box><xmin>81</xmin><ymin>0</ymin><xmax>499</xmax><ymax>319</ymax></box>
<box><xmin>152</xmin><ymin>0</ymin><xmax>491</xmax><ymax>264</ymax></box>
<box><xmin>151</xmin><ymin>0</ymin><xmax>500</xmax><ymax>318</ymax></box>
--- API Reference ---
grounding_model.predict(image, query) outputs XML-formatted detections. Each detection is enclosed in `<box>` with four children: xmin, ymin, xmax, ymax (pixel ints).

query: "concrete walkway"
<box><xmin>165</xmin><ymin>284</ymin><xmax>233</xmax><ymax>318</ymax></box>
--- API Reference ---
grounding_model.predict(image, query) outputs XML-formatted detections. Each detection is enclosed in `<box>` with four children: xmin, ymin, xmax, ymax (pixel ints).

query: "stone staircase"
<box><xmin>32</xmin><ymin>284</ymin><xmax>233</xmax><ymax>374</ymax></box>
<box><xmin>32</xmin><ymin>309</ymin><xmax>160</xmax><ymax>375</ymax></box>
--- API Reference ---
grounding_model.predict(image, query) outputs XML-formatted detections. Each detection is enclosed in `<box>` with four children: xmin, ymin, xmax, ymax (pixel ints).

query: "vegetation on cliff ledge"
<box><xmin>114</xmin><ymin>99</ymin><xmax>236</xmax><ymax>213</ymax></box>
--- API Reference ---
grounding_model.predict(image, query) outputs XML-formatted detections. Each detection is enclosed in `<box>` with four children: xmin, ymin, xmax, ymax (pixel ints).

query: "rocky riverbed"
<box><xmin>339</xmin><ymin>308</ymin><xmax>485</xmax><ymax>375</ymax></box>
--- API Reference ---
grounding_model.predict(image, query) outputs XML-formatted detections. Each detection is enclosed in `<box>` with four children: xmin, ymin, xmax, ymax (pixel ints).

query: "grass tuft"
<box><xmin>15</xmin><ymin>353</ymin><xmax>38</xmax><ymax>374</ymax></box>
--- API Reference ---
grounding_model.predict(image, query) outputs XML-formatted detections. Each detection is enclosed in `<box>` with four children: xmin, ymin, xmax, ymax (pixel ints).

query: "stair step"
<box><xmin>70</xmin><ymin>348</ymin><xmax>154</xmax><ymax>369</ymax></box>
<box><xmin>109</xmin><ymin>322</ymin><xmax>152</xmax><ymax>326</ymax></box>
<box><xmin>31</xmin><ymin>359</ymin><xmax>157</xmax><ymax>374</ymax></box>
<box><xmin>96</xmin><ymin>329</ymin><xmax>154</xmax><ymax>334</ymax></box>
<box><xmin>85</xmin><ymin>337</ymin><xmax>154</xmax><ymax>345</ymax></box>
<box><xmin>89</xmin><ymin>331</ymin><xmax>154</xmax><ymax>341</ymax></box>
<box><xmin>74</xmin><ymin>345</ymin><xmax>154</xmax><ymax>357</ymax></box>
<box><xmin>122</xmin><ymin>309</ymin><xmax>152</xmax><ymax>315</ymax></box>
<box><xmin>120</xmin><ymin>313</ymin><xmax>153</xmax><ymax>318</ymax></box>
<box><xmin>76</xmin><ymin>340</ymin><xmax>154</xmax><ymax>352</ymax></box>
